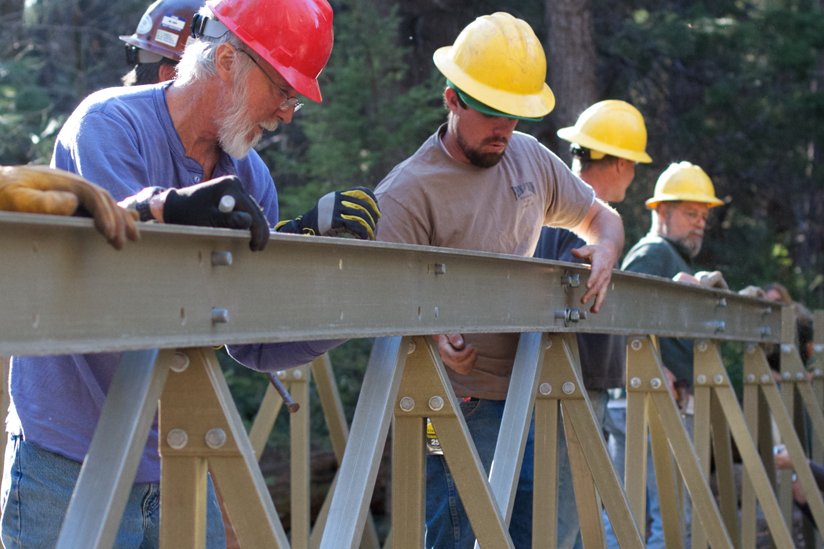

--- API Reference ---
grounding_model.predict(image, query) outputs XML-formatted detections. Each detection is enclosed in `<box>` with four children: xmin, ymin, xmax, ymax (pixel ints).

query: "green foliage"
<box><xmin>0</xmin><ymin>58</ymin><xmax>63</xmax><ymax>164</ymax></box>
<box><xmin>597</xmin><ymin>0</ymin><xmax>824</xmax><ymax>308</ymax></box>
<box><xmin>259</xmin><ymin>0</ymin><xmax>443</xmax><ymax>218</ymax></box>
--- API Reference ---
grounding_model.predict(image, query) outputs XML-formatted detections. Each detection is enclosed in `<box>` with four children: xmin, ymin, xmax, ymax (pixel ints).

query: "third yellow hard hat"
<box><xmin>557</xmin><ymin>100</ymin><xmax>652</xmax><ymax>163</ymax></box>
<box><xmin>433</xmin><ymin>12</ymin><xmax>555</xmax><ymax>119</ymax></box>
<box><xmin>645</xmin><ymin>161</ymin><xmax>724</xmax><ymax>209</ymax></box>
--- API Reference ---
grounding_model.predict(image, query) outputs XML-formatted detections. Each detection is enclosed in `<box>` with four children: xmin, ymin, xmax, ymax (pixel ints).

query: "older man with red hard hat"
<box><xmin>0</xmin><ymin>1</ymin><xmax>381</xmax><ymax>547</ymax></box>
<box><xmin>376</xmin><ymin>12</ymin><xmax>623</xmax><ymax>548</ymax></box>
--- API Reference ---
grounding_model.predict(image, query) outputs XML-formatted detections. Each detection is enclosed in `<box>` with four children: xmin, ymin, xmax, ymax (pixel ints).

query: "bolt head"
<box><xmin>538</xmin><ymin>383</ymin><xmax>552</xmax><ymax>396</ymax></box>
<box><xmin>399</xmin><ymin>396</ymin><xmax>415</xmax><ymax>412</ymax></box>
<box><xmin>167</xmin><ymin>428</ymin><xmax>188</xmax><ymax>450</ymax></box>
<box><xmin>428</xmin><ymin>396</ymin><xmax>445</xmax><ymax>412</ymax></box>
<box><xmin>562</xmin><ymin>382</ymin><xmax>576</xmax><ymax>395</ymax></box>
<box><xmin>205</xmin><ymin>428</ymin><xmax>227</xmax><ymax>449</ymax></box>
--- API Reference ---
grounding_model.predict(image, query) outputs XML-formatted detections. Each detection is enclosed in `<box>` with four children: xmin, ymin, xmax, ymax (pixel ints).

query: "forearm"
<box><xmin>574</xmin><ymin>201</ymin><xmax>624</xmax><ymax>260</ymax></box>
<box><xmin>226</xmin><ymin>340</ymin><xmax>345</xmax><ymax>372</ymax></box>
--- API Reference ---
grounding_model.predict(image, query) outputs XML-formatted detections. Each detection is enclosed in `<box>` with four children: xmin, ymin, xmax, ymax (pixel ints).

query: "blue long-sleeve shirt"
<box><xmin>9</xmin><ymin>83</ymin><xmax>335</xmax><ymax>482</ymax></box>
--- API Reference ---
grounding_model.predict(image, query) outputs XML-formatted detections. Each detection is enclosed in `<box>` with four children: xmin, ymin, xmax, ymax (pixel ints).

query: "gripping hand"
<box><xmin>276</xmin><ymin>187</ymin><xmax>380</xmax><ymax>240</ymax></box>
<box><xmin>0</xmin><ymin>165</ymin><xmax>139</xmax><ymax>249</ymax></box>
<box><xmin>163</xmin><ymin>175</ymin><xmax>270</xmax><ymax>251</ymax></box>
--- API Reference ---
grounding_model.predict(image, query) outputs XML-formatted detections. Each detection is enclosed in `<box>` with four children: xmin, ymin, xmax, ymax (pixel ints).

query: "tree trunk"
<box><xmin>543</xmin><ymin>0</ymin><xmax>597</xmax><ymax>162</ymax></box>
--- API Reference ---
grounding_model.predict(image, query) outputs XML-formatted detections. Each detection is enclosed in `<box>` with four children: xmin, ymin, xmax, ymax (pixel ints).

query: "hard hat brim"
<box><xmin>645</xmin><ymin>194</ymin><xmax>725</xmax><ymax>209</ymax></box>
<box><xmin>434</xmin><ymin>46</ymin><xmax>555</xmax><ymax>119</ymax></box>
<box><xmin>557</xmin><ymin>126</ymin><xmax>652</xmax><ymax>163</ymax></box>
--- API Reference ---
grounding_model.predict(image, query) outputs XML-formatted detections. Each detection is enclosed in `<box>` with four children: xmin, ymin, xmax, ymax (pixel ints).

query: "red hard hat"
<box><xmin>208</xmin><ymin>0</ymin><xmax>333</xmax><ymax>102</ymax></box>
<box><xmin>120</xmin><ymin>0</ymin><xmax>204</xmax><ymax>63</ymax></box>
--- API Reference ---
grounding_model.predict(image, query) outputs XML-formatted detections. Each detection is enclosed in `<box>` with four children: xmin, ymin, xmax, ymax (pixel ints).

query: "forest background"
<box><xmin>2</xmin><ymin>0</ymin><xmax>823</xmax><ymax>529</ymax></box>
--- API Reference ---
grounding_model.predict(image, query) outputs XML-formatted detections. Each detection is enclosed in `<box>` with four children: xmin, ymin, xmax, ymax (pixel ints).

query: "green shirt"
<box><xmin>621</xmin><ymin>234</ymin><xmax>695</xmax><ymax>386</ymax></box>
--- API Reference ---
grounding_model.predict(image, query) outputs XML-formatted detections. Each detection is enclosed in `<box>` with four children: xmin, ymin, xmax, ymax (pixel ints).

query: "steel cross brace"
<box><xmin>624</xmin><ymin>335</ymin><xmax>734</xmax><ymax>549</ymax></box>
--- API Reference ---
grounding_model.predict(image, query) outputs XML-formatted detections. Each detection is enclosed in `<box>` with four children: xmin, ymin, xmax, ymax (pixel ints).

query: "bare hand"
<box><xmin>773</xmin><ymin>446</ymin><xmax>793</xmax><ymax>470</ymax></box>
<box><xmin>672</xmin><ymin>272</ymin><xmax>700</xmax><ymax>285</ymax></box>
<box><xmin>695</xmin><ymin>270</ymin><xmax>729</xmax><ymax>289</ymax></box>
<box><xmin>432</xmin><ymin>333</ymin><xmax>477</xmax><ymax>375</ymax></box>
<box><xmin>570</xmin><ymin>244</ymin><xmax>617</xmax><ymax>313</ymax></box>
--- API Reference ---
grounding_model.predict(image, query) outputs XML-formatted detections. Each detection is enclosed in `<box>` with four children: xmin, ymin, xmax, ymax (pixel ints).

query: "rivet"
<box><xmin>697</xmin><ymin>341</ymin><xmax>708</xmax><ymax>353</ymax></box>
<box><xmin>562</xmin><ymin>382</ymin><xmax>576</xmax><ymax>395</ymax></box>
<box><xmin>714</xmin><ymin>374</ymin><xmax>724</xmax><ymax>385</ymax></box>
<box><xmin>781</xmin><ymin>344</ymin><xmax>793</xmax><ymax>354</ymax></box>
<box><xmin>760</xmin><ymin>374</ymin><xmax>771</xmax><ymax>384</ymax></box>
<box><xmin>211</xmin><ymin>251</ymin><xmax>233</xmax><ymax>267</ymax></box>
<box><xmin>292</xmin><ymin>369</ymin><xmax>303</xmax><ymax>380</ymax></box>
<box><xmin>795</xmin><ymin>372</ymin><xmax>805</xmax><ymax>381</ymax></box>
<box><xmin>630</xmin><ymin>377</ymin><xmax>642</xmax><ymax>389</ymax></box>
<box><xmin>428</xmin><ymin>396</ymin><xmax>445</xmax><ymax>412</ymax></box>
<box><xmin>205</xmin><ymin>428</ymin><xmax>227</xmax><ymax>449</ymax></box>
<box><xmin>170</xmin><ymin>352</ymin><xmax>189</xmax><ymax>373</ymax></box>
<box><xmin>782</xmin><ymin>372</ymin><xmax>792</xmax><ymax>381</ymax></box>
<box><xmin>539</xmin><ymin>383</ymin><xmax>552</xmax><ymax>395</ymax></box>
<box><xmin>167</xmin><ymin>428</ymin><xmax>188</xmax><ymax>450</ymax></box>
<box><xmin>746</xmin><ymin>374</ymin><xmax>756</xmax><ymax>383</ymax></box>
<box><xmin>399</xmin><ymin>396</ymin><xmax>415</xmax><ymax>412</ymax></box>
<box><xmin>696</xmin><ymin>374</ymin><xmax>707</xmax><ymax>385</ymax></box>
<box><xmin>650</xmin><ymin>378</ymin><xmax>662</xmax><ymax>389</ymax></box>
<box><xmin>211</xmin><ymin>308</ymin><xmax>230</xmax><ymax>324</ymax></box>
<box><xmin>630</xmin><ymin>339</ymin><xmax>643</xmax><ymax>351</ymax></box>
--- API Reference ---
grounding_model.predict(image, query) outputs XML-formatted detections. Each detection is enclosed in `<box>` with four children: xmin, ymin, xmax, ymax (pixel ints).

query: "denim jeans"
<box><xmin>425</xmin><ymin>398</ymin><xmax>534</xmax><ymax>549</ymax></box>
<box><xmin>1</xmin><ymin>435</ymin><xmax>226</xmax><ymax>549</ymax></box>
<box><xmin>555</xmin><ymin>389</ymin><xmax>609</xmax><ymax>549</ymax></box>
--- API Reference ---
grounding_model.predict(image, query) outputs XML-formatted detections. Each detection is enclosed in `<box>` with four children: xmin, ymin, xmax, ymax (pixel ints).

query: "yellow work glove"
<box><xmin>276</xmin><ymin>186</ymin><xmax>381</xmax><ymax>240</ymax></box>
<box><xmin>0</xmin><ymin>165</ymin><xmax>139</xmax><ymax>249</ymax></box>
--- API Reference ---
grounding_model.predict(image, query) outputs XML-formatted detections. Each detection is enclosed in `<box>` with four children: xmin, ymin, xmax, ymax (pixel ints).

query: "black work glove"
<box><xmin>163</xmin><ymin>175</ymin><xmax>270</xmax><ymax>251</ymax></box>
<box><xmin>275</xmin><ymin>186</ymin><xmax>381</xmax><ymax>240</ymax></box>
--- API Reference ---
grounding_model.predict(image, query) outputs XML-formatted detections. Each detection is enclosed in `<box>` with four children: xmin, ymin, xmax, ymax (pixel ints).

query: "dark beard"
<box><xmin>456</xmin><ymin>132</ymin><xmax>506</xmax><ymax>168</ymax></box>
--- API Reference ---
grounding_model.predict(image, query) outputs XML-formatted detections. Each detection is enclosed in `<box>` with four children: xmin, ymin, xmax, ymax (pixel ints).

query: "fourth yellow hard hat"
<box><xmin>433</xmin><ymin>12</ymin><xmax>555</xmax><ymax>119</ymax></box>
<box><xmin>646</xmin><ymin>161</ymin><xmax>724</xmax><ymax>209</ymax></box>
<box><xmin>557</xmin><ymin>100</ymin><xmax>652</xmax><ymax>163</ymax></box>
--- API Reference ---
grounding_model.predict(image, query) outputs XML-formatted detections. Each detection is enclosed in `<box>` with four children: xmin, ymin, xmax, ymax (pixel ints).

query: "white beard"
<box><xmin>216</xmin><ymin>74</ymin><xmax>279</xmax><ymax>159</ymax></box>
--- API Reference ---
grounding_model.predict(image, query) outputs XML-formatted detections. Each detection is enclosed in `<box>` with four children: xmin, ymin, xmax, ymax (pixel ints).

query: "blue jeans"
<box><xmin>0</xmin><ymin>435</ymin><xmax>226</xmax><ymax>548</ymax></box>
<box><xmin>425</xmin><ymin>398</ymin><xmax>534</xmax><ymax>549</ymax></box>
<box><xmin>555</xmin><ymin>389</ymin><xmax>609</xmax><ymax>549</ymax></box>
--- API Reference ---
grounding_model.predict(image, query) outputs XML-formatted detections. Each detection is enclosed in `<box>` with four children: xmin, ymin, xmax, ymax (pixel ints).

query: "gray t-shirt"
<box><xmin>376</xmin><ymin>125</ymin><xmax>595</xmax><ymax>399</ymax></box>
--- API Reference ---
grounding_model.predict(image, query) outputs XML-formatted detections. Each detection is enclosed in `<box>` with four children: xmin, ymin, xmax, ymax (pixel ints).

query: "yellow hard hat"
<box><xmin>557</xmin><ymin>100</ymin><xmax>652</xmax><ymax>163</ymax></box>
<box><xmin>433</xmin><ymin>12</ymin><xmax>555</xmax><ymax>119</ymax></box>
<box><xmin>645</xmin><ymin>161</ymin><xmax>724</xmax><ymax>209</ymax></box>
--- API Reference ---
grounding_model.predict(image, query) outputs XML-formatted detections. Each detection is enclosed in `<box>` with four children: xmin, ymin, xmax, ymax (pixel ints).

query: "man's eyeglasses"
<box><xmin>236</xmin><ymin>48</ymin><xmax>303</xmax><ymax>112</ymax></box>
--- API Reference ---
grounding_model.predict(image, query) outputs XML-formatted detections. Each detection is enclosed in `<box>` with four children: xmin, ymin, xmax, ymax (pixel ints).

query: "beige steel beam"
<box><xmin>533</xmin><ymin>334</ymin><xmax>644</xmax><ymax>548</ymax></box>
<box><xmin>159</xmin><ymin>348</ymin><xmax>290</xmax><ymax>547</ymax></box>
<box><xmin>0</xmin><ymin>212</ymin><xmax>780</xmax><ymax>357</ymax></box>
<box><xmin>391</xmin><ymin>336</ymin><xmax>512</xmax><ymax>548</ymax></box>
<box><xmin>624</xmin><ymin>335</ymin><xmax>734</xmax><ymax>548</ymax></box>
<box><xmin>693</xmin><ymin>341</ymin><xmax>794</xmax><ymax>548</ymax></box>
<box><xmin>744</xmin><ymin>339</ymin><xmax>824</xmax><ymax>534</ymax></box>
